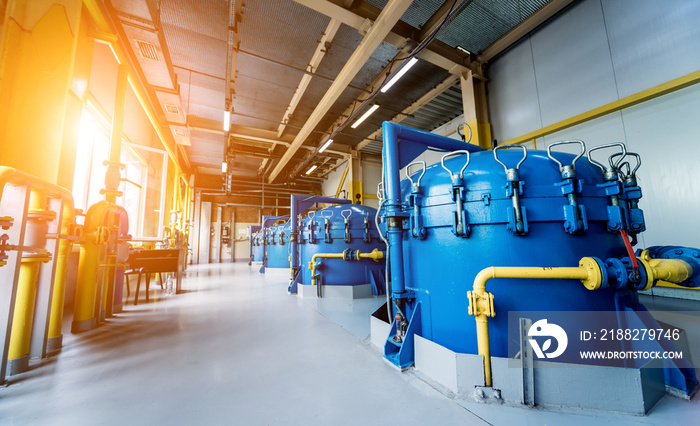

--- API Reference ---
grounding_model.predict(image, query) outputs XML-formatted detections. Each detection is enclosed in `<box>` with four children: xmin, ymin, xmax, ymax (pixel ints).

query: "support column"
<box><xmin>460</xmin><ymin>70</ymin><xmax>492</xmax><ymax>150</ymax></box>
<box><xmin>348</xmin><ymin>150</ymin><xmax>363</xmax><ymax>205</ymax></box>
<box><xmin>104</xmin><ymin>64</ymin><xmax>128</xmax><ymax>203</ymax></box>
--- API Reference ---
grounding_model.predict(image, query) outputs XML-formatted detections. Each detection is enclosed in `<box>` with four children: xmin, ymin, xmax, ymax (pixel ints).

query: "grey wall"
<box><xmin>487</xmin><ymin>0</ymin><xmax>700</xmax><ymax>248</ymax></box>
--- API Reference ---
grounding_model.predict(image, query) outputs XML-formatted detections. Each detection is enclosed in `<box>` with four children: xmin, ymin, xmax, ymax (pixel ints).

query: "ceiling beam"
<box><xmin>277</xmin><ymin>19</ymin><xmax>342</xmax><ymax>138</ymax></box>
<box><xmin>268</xmin><ymin>0</ymin><xmax>414</xmax><ymax>183</ymax></box>
<box><xmin>356</xmin><ymin>74</ymin><xmax>460</xmax><ymax>151</ymax></box>
<box><xmin>478</xmin><ymin>0</ymin><xmax>575</xmax><ymax>62</ymax></box>
<box><xmin>294</xmin><ymin>0</ymin><xmax>469</xmax><ymax>75</ymax></box>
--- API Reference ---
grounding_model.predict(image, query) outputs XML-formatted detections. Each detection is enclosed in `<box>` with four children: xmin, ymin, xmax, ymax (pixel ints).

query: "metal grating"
<box><xmin>136</xmin><ymin>40</ymin><xmax>159</xmax><ymax>61</ymax></box>
<box><xmin>364</xmin><ymin>0</ymin><xmax>445</xmax><ymax>30</ymax></box>
<box><xmin>160</xmin><ymin>0</ymin><xmax>229</xmax><ymax>42</ymax></box>
<box><xmin>437</xmin><ymin>0</ymin><xmax>551</xmax><ymax>53</ymax></box>
<box><xmin>238</xmin><ymin>0</ymin><xmax>331</xmax><ymax>72</ymax></box>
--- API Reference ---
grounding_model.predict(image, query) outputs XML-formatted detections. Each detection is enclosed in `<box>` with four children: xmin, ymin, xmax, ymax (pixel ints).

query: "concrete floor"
<box><xmin>1</xmin><ymin>263</ymin><xmax>699</xmax><ymax>425</ymax></box>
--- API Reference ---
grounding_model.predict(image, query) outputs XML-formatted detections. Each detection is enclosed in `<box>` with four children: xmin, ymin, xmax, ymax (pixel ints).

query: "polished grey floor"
<box><xmin>1</xmin><ymin>263</ymin><xmax>699</xmax><ymax>425</ymax></box>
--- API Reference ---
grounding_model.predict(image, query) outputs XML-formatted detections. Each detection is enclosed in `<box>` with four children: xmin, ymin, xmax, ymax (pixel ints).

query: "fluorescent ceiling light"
<box><xmin>318</xmin><ymin>139</ymin><xmax>333</xmax><ymax>153</ymax></box>
<box><xmin>456</xmin><ymin>45</ymin><xmax>471</xmax><ymax>55</ymax></box>
<box><xmin>351</xmin><ymin>104</ymin><xmax>380</xmax><ymax>129</ymax></box>
<box><xmin>223</xmin><ymin>110</ymin><xmax>231</xmax><ymax>132</ymax></box>
<box><xmin>380</xmin><ymin>57</ymin><xmax>418</xmax><ymax>93</ymax></box>
<box><xmin>222</xmin><ymin>162</ymin><xmax>227</xmax><ymax>173</ymax></box>
<box><xmin>305</xmin><ymin>165</ymin><xmax>317</xmax><ymax>175</ymax></box>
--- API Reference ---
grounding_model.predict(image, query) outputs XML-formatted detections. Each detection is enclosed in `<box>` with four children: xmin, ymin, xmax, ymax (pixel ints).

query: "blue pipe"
<box><xmin>288</xmin><ymin>194</ymin><xmax>351</xmax><ymax>292</ymax></box>
<box><xmin>382</xmin><ymin>122</ymin><xmax>483</xmax><ymax>296</ymax></box>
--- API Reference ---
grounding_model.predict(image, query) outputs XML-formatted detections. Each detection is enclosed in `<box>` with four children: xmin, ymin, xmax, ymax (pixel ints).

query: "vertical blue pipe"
<box><xmin>382</xmin><ymin>122</ymin><xmax>483</xmax><ymax>298</ymax></box>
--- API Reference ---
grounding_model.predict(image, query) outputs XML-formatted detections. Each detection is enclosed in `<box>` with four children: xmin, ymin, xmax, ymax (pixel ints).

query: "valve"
<box><xmin>441</xmin><ymin>150</ymin><xmax>471</xmax><ymax>238</ymax></box>
<box><xmin>493</xmin><ymin>145</ymin><xmax>528</xmax><ymax>235</ymax></box>
<box><xmin>547</xmin><ymin>140</ymin><xmax>588</xmax><ymax>234</ymax></box>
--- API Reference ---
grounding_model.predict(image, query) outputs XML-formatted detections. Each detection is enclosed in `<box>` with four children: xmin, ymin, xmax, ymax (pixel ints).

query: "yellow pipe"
<box><xmin>8</xmin><ymin>188</ymin><xmax>52</xmax><ymax>371</ymax></box>
<box><xmin>308</xmin><ymin>249</ymin><xmax>385</xmax><ymax>285</ymax></box>
<box><xmin>309</xmin><ymin>253</ymin><xmax>344</xmax><ymax>286</ymax></box>
<box><xmin>468</xmin><ymin>258</ymin><xmax>602</xmax><ymax>387</ymax></box>
<box><xmin>0</xmin><ymin>168</ymin><xmax>76</xmax><ymax>356</ymax></box>
<box><xmin>469</xmin><ymin>255</ymin><xmax>695</xmax><ymax>387</ymax></box>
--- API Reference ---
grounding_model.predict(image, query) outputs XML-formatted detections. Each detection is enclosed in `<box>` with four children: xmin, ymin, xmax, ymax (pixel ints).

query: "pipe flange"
<box><xmin>27</xmin><ymin>209</ymin><xmax>56</xmax><ymax>221</ymax></box>
<box><xmin>579</xmin><ymin>257</ymin><xmax>603</xmax><ymax>290</ymax></box>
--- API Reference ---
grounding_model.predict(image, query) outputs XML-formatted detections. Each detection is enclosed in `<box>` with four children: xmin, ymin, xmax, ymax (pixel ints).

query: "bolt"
<box><xmin>675</xmin><ymin>249</ymin><xmax>684</xmax><ymax>255</ymax></box>
<box><xmin>693</xmin><ymin>252</ymin><xmax>700</xmax><ymax>259</ymax></box>
<box><xmin>476</xmin><ymin>389</ymin><xmax>485</xmax><ymax>399</ymax></box>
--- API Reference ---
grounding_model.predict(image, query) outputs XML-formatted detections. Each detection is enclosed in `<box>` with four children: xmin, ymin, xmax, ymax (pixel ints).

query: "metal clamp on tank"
<box><xmin>547</xmin><ymin>140</ymin><xmax>588</xmax><ymax>234</ymax></box>
<box><xmin>613</xmin><ymin>152</ymin><xmax>646</xmax><ymax>234</ymax></box>
<box><xmin>441</xmin><ymin>150</ymin><xmax>471</xmax><ymax>238</ymax></box>
<box><xmin>362</xmin><ymin>211</ymin><xmax>371</xmax><ymax>243</ymax></box>
<box><xmin>341</xmin><ymin>209</ymin><xmax>352</xmax><ymax>243</ymax></box>
<box><xmin>406</xmin><ymin>161</ymin><xmax>427</xmax><ymax>239</ymax></box>
<box><xmin>321</xmin><ymin>210</ymin><xmax>333</xmax><ymax>243</ymax></box>
<box><xmin>588</xmin><ymin>142</ymin><xmax>628</xmax><ymax>233</ymax></box>
<box><xmin>295</xmin><ymin>214</ymin><xmax>304</xmax><ymax>245</ymax></box>
<box><xmin>493</xmin><ymin>145</ymin><xmax>529</xmax><ymax>235</ymax></box>
<box><xmin>306</xmin><ymin>211</ymin><xmax>317</xmax><ymax>244</ymax></box>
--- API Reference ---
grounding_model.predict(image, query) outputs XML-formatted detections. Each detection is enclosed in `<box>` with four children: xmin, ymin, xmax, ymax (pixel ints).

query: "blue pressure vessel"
<box><xmin>401</xmin><ymin>149</ymin><xmax>633</xmax><ymax>358</ymax></box>
<box><xmin>267</xmin><ymin>221</ymin><xmax>292</xmax><ymax>269</ymax></box>
<box><xmin>299</xmin><ymin>204</ymin><xmax>386</xmax><ymax>294</ymax></box>
<box><xmin>252</xmin><ymin>231</ymin><xmax>263</xmax><ymax>262</ymax></box>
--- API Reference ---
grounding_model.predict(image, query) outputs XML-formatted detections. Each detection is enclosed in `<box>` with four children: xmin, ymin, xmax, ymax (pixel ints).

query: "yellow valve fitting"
<box><xmin>579</xmin><ymin>257</ymin><xmax>604</xmax><ymax>290</ymax></box>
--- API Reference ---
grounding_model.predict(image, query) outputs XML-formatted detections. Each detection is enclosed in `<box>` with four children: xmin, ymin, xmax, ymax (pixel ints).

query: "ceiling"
<box><xmin>104</xmin><ymin>0</ymin><xmax>572</xmax><ymax>188</ymax></box>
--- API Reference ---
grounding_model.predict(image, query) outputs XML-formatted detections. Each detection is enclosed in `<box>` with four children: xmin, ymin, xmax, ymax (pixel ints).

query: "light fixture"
<box><xmin>223</xmin><ymin>110</ymin><xmax>231</xmax><ymax>132</ymax></box>
<box><xmin>351</xmin><ymin>104</ymin><xmax>380</xmax><ymax>129</ymax></box>
<box><xmin>318</xmin><ymin>139</ymin><xmax>333</xmax><ymax>153</ymax></box>
<box><xmin>380</xmin><ymin>57</ymin><xmax>418</xmax><ymax>93</ymax></box>
<box><xmin>222</xmin><ymin>161</ymin><xmax>227</xmax><ymax>173</ymax></box>
<box><xmin>456</xmin><ymin>45</ymin><xmax>471</xmax><ymax>55</ymax></box>
<box><xmin>305</xmin><ymin>165</ymin><xmax>317</xmax><ymax>175</ymax></box>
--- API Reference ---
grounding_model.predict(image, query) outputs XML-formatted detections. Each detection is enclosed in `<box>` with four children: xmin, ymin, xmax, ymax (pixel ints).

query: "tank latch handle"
<box><xmin>441</xmin><ymin>150</ymin><xmax>471</xmax><ymax>238</ymax></box>
<box><xmin>321</xmin><ymin>210</ymin><xmax>333</xmax><ymax>243</ymax></box>
<box><xmin>406</xmin><ymin>161</ymin><xmax>427</xmax><ymax>239</ymax></box>
<box><xmin>362</xmin><ymin>211</ymin><xmax>371</xmax><ymax>243</ymax></box>
<box><xmin>615</xmin><ymin>151</ymin><xmax>645</xmax><ymax>235</ymax></box>
<box><xmin>547</xmin><ymin>140</ymin><xmax>588</xmax><ymax>234</ymax></box>
<box><xmin>307</xmin><ymin>211</ymin><xmax>317</xmax><ymax>244</ymax></box>
<box><xmin>493</xmin><ymin>145</ymin><xmax>529</xmax><ymax>235</ymax></box>
<box><xmin>588</xmin><ymin>142</ymin><xmax>629</xmax><ymax>233</ymax></box>
<box><xmin>341</xmin><ymin>209</ymin><xmax>352</xmax><ymax>243</ymax></box>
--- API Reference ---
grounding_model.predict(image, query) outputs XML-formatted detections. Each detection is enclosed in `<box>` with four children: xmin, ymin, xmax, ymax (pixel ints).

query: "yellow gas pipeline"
<box><xmin>467</xmin><ymin>256</ymin><xmax>693</xmax><ymax>387</ymax></box>
<box><xmin>0</xmin><ymin>167</ymin><xmax>76</xmax><ymax>371</ymax></box>
<box><xmin>308</xmin><ymin>249</ymin><xmax>384</xmax><ymax>286</ymax></box>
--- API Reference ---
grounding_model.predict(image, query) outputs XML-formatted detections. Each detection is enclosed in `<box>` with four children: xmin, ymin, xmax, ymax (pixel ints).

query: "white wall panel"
<box><xmin>488</xmin><ymin>38</ymin><xmax>542</xmax><ymax>142</ymax></box>
<box><xmin>603</xmin><ymin>0</ymin><xmax>700</xmax><ymax>98</ymax></box>
<box><xmin>620</xmin><ymin>84</ymin><xmax>700</xmax><ymax>247</ymax></box>
<box><xmin>529</xmin><ymin>0</ymin><xmax>618</xmax><ymax>126</ymax></box>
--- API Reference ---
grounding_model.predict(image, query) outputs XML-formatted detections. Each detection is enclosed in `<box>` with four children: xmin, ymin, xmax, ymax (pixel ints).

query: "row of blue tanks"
<box><xmin>247</xmin><ymin>122</ymin><xmax>700</xmax><ymax>405</ymax></box>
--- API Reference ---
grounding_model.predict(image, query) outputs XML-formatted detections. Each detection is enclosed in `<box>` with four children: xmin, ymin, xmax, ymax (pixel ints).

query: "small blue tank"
<box><xmin>252</xmin><ymin>231</ymin><xmax>263</xmax><ymax>262</ymax></box>
<box><xmin>299</xmin><ymin>204</ymin><xmax>386</xmax><ymax>295</ymax></box>
<box><xmin>266</xmin><ymin>221</ymin><xmax>292</xmax><ymax>269</ymax></box>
